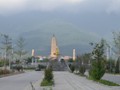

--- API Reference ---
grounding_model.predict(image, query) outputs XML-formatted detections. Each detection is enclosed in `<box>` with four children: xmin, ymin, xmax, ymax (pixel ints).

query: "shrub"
<box><xmin>89</xmin><ymin>60</ymin><xmax>105</xmax><ymax>80</ymax></box>
<box><xmin>115</xmin><ymin>58</ymin><xmax>120</xmax><ymax>74</ymax></box>
<box><xmin>79</xmin><ymin>65</ymin><xmax>86</xmax><ymax>75</ymax></box>
<box><xmin>89</xmin><ymin>39</ymin><xmax>106</xmax><ymax>81</ymax></box>
<box><xmin>38</xmin><ymin>64</ymin><xmax>46</xmax><ymax>70</ymax></box>
<box><xmin>69</xmin><ymin>65</ymin><xmax>75</xmax><ymax>73</ymax></box>
<box><xmin>41</xmin><ymin>79</ymin><xmax>54</xmax><ymax>86</ymax></box>
<box><xmin>11</xmin><ymin>64</ymin><xmax>23</xmax><ymax>72</ymax></box>
<box><xmin>0</xmin><ymin>69</ymin><xmax>10</xmax><ymax>75</ymax></box>
<box><xmin>44</xmin><ymin>68</ymin><xmax>53</xmax><ymax>82</ymax></box>
<box><xmin>41</xmin><ymin>67</ymin><xmax>54</xmax><ymax>86</ymax></box>
<box><xmin>99</xmin><ymin>79</ymin><xmax>120</xmax><ymax>86</ymax></box>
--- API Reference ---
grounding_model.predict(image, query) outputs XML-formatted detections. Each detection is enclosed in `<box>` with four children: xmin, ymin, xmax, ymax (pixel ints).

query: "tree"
<box><xmin>79</xmin><ymin>65</ymin><xmax>86</xmax><ymax>75</ymax></box>
<box><xmin>113</xmin><ymin>32</ymin><xmax>120</xmax><ymax>73</ymax></box>
<box><xmin>89</xmin><ymin>39</ymin><xmax>106</xmax><ymax>80</ymax></box>
<box><xmin>15</xmin><ymin>37</ymin><xmax>27</xmax><ymax>62</ymax></box>
<box><xmin>113</xmin><ymin>32</ymin><xmax>120</xmax><ymax>55</ymax></box>
<box><xmin>106</xmin><ymin>58</ymin><xmax>116</xmax><ymax>73</ymax></box>
<box><xmin>0</xmin><ymin>34</ymin><xmax>12</xmax><ymax>69</ymax></box>
<box><xmin>115</xmin><ymin>57</ymin><xmax>120</xmax><ymax>73</ymax></box>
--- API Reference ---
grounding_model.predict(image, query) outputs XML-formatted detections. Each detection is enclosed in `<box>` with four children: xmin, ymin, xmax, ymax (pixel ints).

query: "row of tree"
<box><xmin>0</xmin><ymin>33</ymin><xmax>27</xmax><ymax>69</ymax></box>
<box><xmin>69</xmin><ymin>32</ymin><xmax>120</xmax><ymax>81</ymax></box>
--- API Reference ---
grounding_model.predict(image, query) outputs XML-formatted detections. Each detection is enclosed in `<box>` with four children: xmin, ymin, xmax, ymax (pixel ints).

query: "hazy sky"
<box><xmin>0</xmin><ymin>0</ymin><xmax>120</xmax><ymax>55</ymax></box>
<box><xmin>0</xmin><ymin>0</ymin><xmax>120</xmax><ymax>15</ymax></box>
<box><xmin>0</xmin><ymin>0</ymin><xmax>120</xmax><ymax>40</ymax></box>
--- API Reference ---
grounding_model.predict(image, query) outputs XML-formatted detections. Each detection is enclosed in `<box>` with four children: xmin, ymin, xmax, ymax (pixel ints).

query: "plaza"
<box><xmin>0</xmin><ymin>71</ymin><xmax>120</xmax><ymax>90</ymax></box>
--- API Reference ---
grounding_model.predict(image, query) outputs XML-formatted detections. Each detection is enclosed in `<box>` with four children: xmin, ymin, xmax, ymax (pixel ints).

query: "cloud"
<box><xmin>0</xmin><ymin>0</ymin><xmax>83</xmax><ymax>15</ymax></box>
<box><xmin>107</xmin><ymin>0</ymin><xmax>120</xmax><ymax>13</ymax></box>
<box><xmin>0</xmin><ymin>0</ymin><xmax>120</xmax><ymax>15</ymax></box>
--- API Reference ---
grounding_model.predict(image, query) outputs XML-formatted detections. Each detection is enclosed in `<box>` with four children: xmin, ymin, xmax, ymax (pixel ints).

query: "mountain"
<box><xmin>20</xmin><ymin>21</ymin><xmax>99</xmax><ymax>56</ymax></box>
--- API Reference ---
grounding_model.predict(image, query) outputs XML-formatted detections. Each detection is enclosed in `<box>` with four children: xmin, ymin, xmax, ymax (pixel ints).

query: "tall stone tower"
<box><xmin>73</xmin><ymin>49</ymin><xmax>76</xmax><ymax>61</ymax></box>
<box><xmin>31</xmin><ymin>49</ymin><xmax>35</xmax><ymax>57</ymax></box>
<box><xmin>50</xmin><ymin>35</ymin><xmax>59</xmax><ymax>58</ymax></box>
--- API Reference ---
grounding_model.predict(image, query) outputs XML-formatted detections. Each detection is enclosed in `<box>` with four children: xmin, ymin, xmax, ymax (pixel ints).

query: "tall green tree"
<box><xmin>113</xmin><ymin>32</ymin><xmax>120</xmax><ymax>73</ymax></box>
<box><xmin>89</xmin><ymin>39</ymin><xmax>106</xmax><ymax>80</ymax></box>
<box><xmin>113</xmin><ymin>32</ymin><xmax>120</xmax><ymax>54</ymax></box>
<box><xmin>0</xmin><ymin>34</ymin><xmax>12</xmax><ymax>69</ymax></box>
<box><xmin>15</xmin><ymin>37</ymin><xmax>27</xmax><ymax>62</ymax></box>
<box><xmin>115</xmin><ymin>57</ymin><xmax>120</xmax><ymax>73</ymax></box>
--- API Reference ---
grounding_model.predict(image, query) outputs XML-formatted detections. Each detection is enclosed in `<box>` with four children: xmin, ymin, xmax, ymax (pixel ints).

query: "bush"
<box><xmin>99</xmin><ymin>79</ymin><xmax>120</xmax><ymax>86</ymax></box>
<box><xmin>41</xmin><ymin>67</ymin><xmax>54</xmax><ymax>86</ymax></box>
<box><xmin>0</xmin><ymin>69</ymin><xmax>10</xmax><ymax>75</ymax></box>
<box><xmin>115</xmin><ymin>58</ymin><xmax>120</xmax><ymax>74</ymax></box>
<box><xmin>89</xmin><ymin>60</ymin><xmax>105</xmax><ymax>81</ymax></box>
<box><xmin>44</xmin><ymin>68</ymin><xmax>53</xmax><ymax>81</ymax></box>
<box><xmin>89</xmin><ymin>39</ymin><xmax>106</xmax><ymax>81</ymax></box>
<box><xmin>69</xmin><ymin>64</ymin><xmax>75</xmax><ymax>73</ymax></box>
<box><xmin>79</xmin><ymin>65</ymin><xmax>86</xmax><ymax>75</ymax></box>
<box><xmin>0</xmin><ymin>60</ymin><xmax>4</xmax><ymax>67</ymax></box>
<box><xmin>68</xmin><ymin>59</ymin><xmax>74</xmax><ymax>62</ymax></box>
<box><xmin>41</xmin><ymin>79</ymin><xmax>54</xmax><ymax>86</ymax></box>
<box><xmin>11</xmin><ymin>64</ymin><xmax>23</xmax><ymax>72</ymax></box>
<box><xmin>38</xmin><ymin>64</ymin><xmax>46</xmax><ymax>70</ymax></box>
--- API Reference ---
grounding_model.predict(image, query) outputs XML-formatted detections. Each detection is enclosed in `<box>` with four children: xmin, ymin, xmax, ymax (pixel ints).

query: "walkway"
<box><xmin>53</xmin><ymin>72</ymin><xmax>120</xmax><ymax>90</ymax></box>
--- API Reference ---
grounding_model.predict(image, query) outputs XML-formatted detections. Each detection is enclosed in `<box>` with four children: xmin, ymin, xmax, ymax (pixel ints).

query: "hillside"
<box><xmin>20</xmin><ymin>21</ymin><xmax>99</xmax><ymax>56</ymax></box>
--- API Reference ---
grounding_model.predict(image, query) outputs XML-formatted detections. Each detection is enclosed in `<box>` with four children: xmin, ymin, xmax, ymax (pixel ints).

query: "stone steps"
<box><xmin>48</xmin><ymin>60</ymin><xmax>68</xmax><ymax>71</ymax></box>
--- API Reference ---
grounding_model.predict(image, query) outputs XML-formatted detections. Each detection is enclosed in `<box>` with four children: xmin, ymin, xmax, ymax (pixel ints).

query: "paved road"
<box><xmin>103</xmin><ymin>74</ymin><xmax>120</xmax><ymax>84</ymax></box>
<box><xmin>0</xmin><ymin>71</ymin><xmax>43</xmax><ymax>90</ymax></box>
<box><xmin>1</xmin><ymin>71</ymin><xmax>120</xmax><ymax>90</ymax></box>
<box><xmin>53</xmin><ymin>72</ymin><xmax>120</xmax><ymax>90</ymax></box>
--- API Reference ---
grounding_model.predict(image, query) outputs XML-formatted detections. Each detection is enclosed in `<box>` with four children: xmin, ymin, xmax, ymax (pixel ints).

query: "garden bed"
<box><xmin>0</xmin><ymin>71</ymin><xmax>24</xmax><ymax>78</ymax></box>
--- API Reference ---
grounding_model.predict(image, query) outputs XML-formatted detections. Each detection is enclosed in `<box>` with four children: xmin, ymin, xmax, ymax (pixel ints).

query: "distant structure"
<box><xmin>50</xmin><ymin>35</ymin><xmax>59</xmax><ymax>58</ymax></box>
<box><xmin>31</xmin><ymin>49</ymin><xmax>35</xmax><ymax>57</ymax></box>
<box><xmin>73</xmin><ymin>49</ymin><xmax>76</xmax><ymax>61</ymax></box>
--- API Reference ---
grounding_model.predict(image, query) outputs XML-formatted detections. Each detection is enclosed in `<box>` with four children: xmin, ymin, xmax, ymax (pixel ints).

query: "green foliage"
<box><xmin>80</xmin><ymin>53</ymin><xmax>91</xmax><ymax>64</ymax></box>
<box><xmin>40</xmin><ymin>59</ymin><xmax>49</xmax><ymax>62</ymax></box>
<box><xmin>88</xmin><ymin>76</ymin><xmax>120</xmax><ymax>86</ymax></box>
<box><xmin>106</xmin><ymin>58</ymin><xmax>116</xmax><ymax>73</ymax></box>
<box><xmin>89</xmin><ymin>39</ymin><xmax>106</xmax><ymax>80</ymax></box>
<box><xmin>15</xmin><ymin>36</ymin><xmax>27</xmax><ymax>60</ymax></box>
<box><xmin>11</xmin><ymin>64</ymin><xmax>23</xmax><ymax>72</ymax></box>
<box><xmin>69</xmin><ymin>64</ymin><xmax>75</xmax><ymax>73</ymax></box>
<box><xmin>113</xmin><ymin>32</ymin><xmax>120</xmax><ymax>54</ymax></box>
<box><xmin>99</xmin><ymin>79</ymin><xmax>120</xmax><ymax>86</ymax></box>
<box><xmin>115</xmin><ymin>58</ymin><xmax>120</xmax><ymax>73</ymax></box>
<box><xmin>0</xmin><ymin>34</ymin><xmax>12</xmax><ymax>69</ymax></box>
<box><xmin>38</xmin><ymin>64</ymin><xmax>46</xmax><ymax>70</ymax></box>
<box><xmin>41</xmin><ymin>79</ymin><xmax>54</xmax><ymax>86</ymax></box>
<box><xmin>0</xmin><ymin>69</ymin><xmax>10</xmax><ymax>75</ymax></box>
<box><xmin>68</xmin><ymin>59</ymin><xmax>74</xmax><ymax>62</ymax></box>
<box><xmin>41</xmin><ymin>67</ymin><xmax>54</xmax><ymax>86</ymax></box>
<box><xmin>79</xmin><ymin>65</ymin><xmax>86</xmax><ymax>75</ymax></box>
<box><xmin>0</xmin><ymin>60</ymin><xmax>4</xmax><ymax>67</ymax></box>
<box><xmin>44</xmin><ymin>68</ymin><xmax>53</xmax><ymax>81</ymax></box>
<box><xmin>24</xmin><ymin>57</ymin><xmax>32</xmax><ymax>64</ymax></box>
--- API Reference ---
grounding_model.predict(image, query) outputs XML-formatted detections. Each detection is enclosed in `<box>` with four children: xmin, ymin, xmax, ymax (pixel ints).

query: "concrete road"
<box><xmin>103</xmin><ymin>74</ymin><xmax>120</xmax><ymax>84</ymax></box>
<box><xmin>0</xmin><ymin>71</ymin><xmax>43</xmax><ymax>90</ymax></box>
<box><xmin>53</xmin><ymin>72</ymin><xmax>120</xmax><ymax>90</ymax></box>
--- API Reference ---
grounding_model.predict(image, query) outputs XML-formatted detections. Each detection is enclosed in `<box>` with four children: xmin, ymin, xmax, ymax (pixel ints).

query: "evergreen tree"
<box><xmin>0</xmin><ymin>34</ymin><xmax>12</xmax><ymax>69</ymax></box>
<box><xmin>15</xmin><ymin>36</ymin><xmax>27</xmax><ymax>62</ymax></box>
<box><xmin>89</xmin><ymin>39</ymin><xmax>106</xmax><ymax>80</ymax></box>
<box><xmin>115</xmin><ymin>57</ymin><xmax>120</xmax><ymax>73</ymax></box>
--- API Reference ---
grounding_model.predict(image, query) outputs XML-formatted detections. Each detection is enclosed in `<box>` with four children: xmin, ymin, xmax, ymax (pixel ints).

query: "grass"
<box><xmin>87</xmin><ymin>76</ymin><xmax>120</xmax><ymax>86</ymax></box>
<box><xmin>99</xmin><ymin>79</ymin><xmax>120</xmax><ymax>86</ymax></box>
<box><xmin>40</xmin><ymin>79</ymin><xmax>54</xmax><ymax>86</ymax></box>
